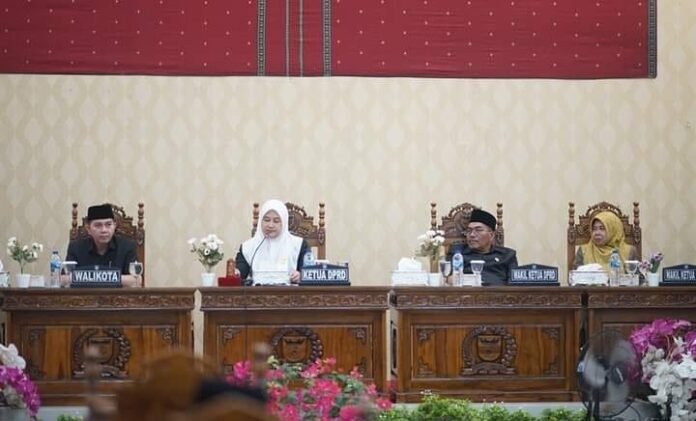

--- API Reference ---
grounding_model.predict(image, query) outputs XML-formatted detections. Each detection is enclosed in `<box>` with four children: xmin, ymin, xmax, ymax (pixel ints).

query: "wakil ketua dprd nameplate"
<box><xmin>71</xmin><ymin>267</ymin><xmax>122</xmax><ymax>288</ymax></box>
<box><xmin>509</xmin><ymin>264</ymin><xmax>560</xmax><ymax>286</ymax></box>
<box><xmin>300</xmin><ymin>263</ymin><xmax>350</xmax><ymax>286</ymax></box>
<box><xmin>661</xmin><ymin>264</ymin><xmax>696</xmax><ymax>286</ymax></box>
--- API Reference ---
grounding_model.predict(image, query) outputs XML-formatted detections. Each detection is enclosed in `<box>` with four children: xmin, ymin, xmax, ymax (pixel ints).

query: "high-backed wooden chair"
<box><xmin>567</xmin><ymin>201</ymin><xmax>642</xmax><ymax>272</ymax></box>
<box><xmin>252</xmin><ymin>202</ymin><xmax>326</xmax><ymax>259</ymax></box>
<box><xmin>70</xmin><ymin>202</ymin><xmax>146</xmax><ymax>284</ymax></box>
<box><xmin>430</xmin><ymin>202</ymin><xmax>505</xmax><ymax>253</ymax></box>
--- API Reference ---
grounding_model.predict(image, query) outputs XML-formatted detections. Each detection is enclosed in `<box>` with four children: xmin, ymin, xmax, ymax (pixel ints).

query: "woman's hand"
<box><xmin>289</xmin><ymin>270</ymin><xmax>301</xmax><ymax>283</ymax></box>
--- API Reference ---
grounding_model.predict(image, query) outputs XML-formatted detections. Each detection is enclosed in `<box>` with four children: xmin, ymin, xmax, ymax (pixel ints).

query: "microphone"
<box><xmin>246</xmin><ymin>236</ymin><xmax>267</xmax><ymax>285</ymax></box>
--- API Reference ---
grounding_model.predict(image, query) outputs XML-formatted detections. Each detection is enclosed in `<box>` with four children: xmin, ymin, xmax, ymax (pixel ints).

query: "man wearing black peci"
<box><xmin>66</xmin><ymin>203</ymin><xmax>140</xmax><ymax>287</ymax></box>
<box><xmin>448</xmin><ymin>208</ymin><xmax>518</xmax><ymax>286</ymax></box>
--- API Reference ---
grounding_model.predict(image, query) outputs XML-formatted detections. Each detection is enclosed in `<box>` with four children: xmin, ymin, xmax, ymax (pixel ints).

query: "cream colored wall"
<box><xmin>1</xmin><ymin>1</ymin><xmax>695</xmax><ymax>289</ymax></box>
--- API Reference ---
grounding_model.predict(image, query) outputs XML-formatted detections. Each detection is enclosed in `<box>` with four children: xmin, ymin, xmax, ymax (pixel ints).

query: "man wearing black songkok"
<box><xmin>66</xmin><ymin>203</ymin><xmax>140</xmax><ymax>287</ymax></box>
<box><xmin>448</xmin><ymin>208</ymin><xmax>518</xmax><ymax>286</ymax></box>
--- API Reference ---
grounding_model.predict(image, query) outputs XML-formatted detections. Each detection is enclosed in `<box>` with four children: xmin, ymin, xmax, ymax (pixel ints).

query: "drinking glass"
<box><xmin>129</xmin><ymin>261</ymin><xmax>144</xmax><ymax>277</ymax></box>
<box><xmin>439</xmin><ymin>260</ymin><xmax>452</xmax><ymax>285</ymax></box>
<box><xmin>470</xmin><ymin>260</ymin><xmax>485</xmax><ymax>286</ymax></box>
<box><xmin>624</xmin><ymin>260</ymin><xmax>640</xmax><ymax>286</ymax></box>
<box><xmin>60</xmin><ymin>261</ymin><xmax>77</xmax><ymax>287</ymax></box>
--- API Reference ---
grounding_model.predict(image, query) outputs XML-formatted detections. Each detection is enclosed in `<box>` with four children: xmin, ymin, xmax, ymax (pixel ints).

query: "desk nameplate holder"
<box><xmin>661</xmin><ymin>264</ymin><xmax>696</xmax><ymax>286</ymax></box>
<box><xmin>300</xmin><ymin>263</ymin><xmax>350</xmax><ymax>286</ymax></box>
<box><xmin>509</xmin><ymin>263</ymin><xmax>560</xmax><ymax>286</ymax></box>
<box><xmin>71</xmin><ymin>268</ymin><xmax>122</xmax><ymax>288</ymax></box>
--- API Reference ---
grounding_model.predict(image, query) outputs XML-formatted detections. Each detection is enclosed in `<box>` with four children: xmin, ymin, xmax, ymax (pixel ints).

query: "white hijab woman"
<box><xmin>238</xmin><ymin>199</ymin><xmax>307</xmax><ymax>283</ymax></box>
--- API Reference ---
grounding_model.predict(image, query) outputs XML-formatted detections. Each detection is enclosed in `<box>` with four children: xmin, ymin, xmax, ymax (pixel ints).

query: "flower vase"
<box><xmin>429</xmin><ymin>257</ymin><xmax>439</xmax><ymax>274</ymax></box>
<box><xmin>646</xmin><ymin>272</ymin><xmax>660</xmax><ymax>287</ymax></box>
<box><xmin>201</xmin><ymin>272</ymin><xmax>216</xmax><ymax>287</ymax></box>
<box><xmin>15</xmin><ymin>273</ymin><xmax>31</xmax><ymax>288</ymax></box>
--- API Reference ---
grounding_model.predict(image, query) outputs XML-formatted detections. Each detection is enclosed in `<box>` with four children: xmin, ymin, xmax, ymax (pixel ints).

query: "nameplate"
<box><xmin>661</xmin><ymin>264</ymin><xmax>696</xmax><ymax>286</ymax></box>
<box><xmin>300</xmin><ymin>264</ymin><xmax>350</xmax><ymax>286</ymax></box>
<box><xmin>71</xmin><ymin>269</ymin><xmax>122</xmax><ymax>288</ymax></box>
<box><xmin>509</xmin><ymin>264</ymin><xmax>560</xmax><ymax>286</ymax></box>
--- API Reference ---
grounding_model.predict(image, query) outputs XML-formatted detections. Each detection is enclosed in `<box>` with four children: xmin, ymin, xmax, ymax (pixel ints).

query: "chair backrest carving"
<box><xmin>252</xmin><ymin>202</ymin><xmax>326</xmax><ymax>259</ymax></box>
<box><xmin>430</xmin><ymin>202</ymin><xmax>505</xmax><ymax>252</ymax></box>
<box><xmin>567</xmin><ymin>201</ymin><xmax>641</xmax><ymax>272</ymax></box>
<box><xmin>70</xmin><ymin>202</ymin><xmax>146</xmax><ymax>284</ymax></box>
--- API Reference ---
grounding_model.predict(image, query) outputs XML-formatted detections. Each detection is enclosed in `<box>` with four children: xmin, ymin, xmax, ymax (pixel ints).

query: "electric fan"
<box><xmin>576</xmin><ymin>329</ymin><xmax>659</xmax><ymax>421</ymax></box>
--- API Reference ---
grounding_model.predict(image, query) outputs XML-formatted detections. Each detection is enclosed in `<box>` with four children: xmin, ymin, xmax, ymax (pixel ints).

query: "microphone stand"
<box><xmin>245</xmin><ymin>236</ymin><xmax>266</xmax><ymax>286</ymax></box>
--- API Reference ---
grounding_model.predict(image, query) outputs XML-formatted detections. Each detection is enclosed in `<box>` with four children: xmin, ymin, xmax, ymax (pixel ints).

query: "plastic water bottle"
<box><xmin>609</xmin><ymin>249</ymin><xmax>621</xmax><ymax>286</ymax></box>
<box><xmin>49</xmin><ymin>250</ymin><xmax>62</xmax><ymax>288</ymax></box>
<box><xmin>452</xmin><ymin>251</ymin><xmax>464</xmax><ymax>286</ymax></box>
<box><xmin>303</xmin><ymin>250</ymin><xmax>315</xmax><ymax>267</ymax></box>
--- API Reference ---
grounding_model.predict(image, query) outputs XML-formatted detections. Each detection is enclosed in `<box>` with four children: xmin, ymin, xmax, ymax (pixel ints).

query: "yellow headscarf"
<box><xmin>580</xmin><ymin>211</ymin><xmax>633</xmax><ymax>271</ymax></box>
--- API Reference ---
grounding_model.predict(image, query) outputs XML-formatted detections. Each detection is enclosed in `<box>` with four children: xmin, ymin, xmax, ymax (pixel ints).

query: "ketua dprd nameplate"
<box><xmin>300</xmin><ymin>263</ymin><xmax>350</xmax><ymax>286</ymax></box>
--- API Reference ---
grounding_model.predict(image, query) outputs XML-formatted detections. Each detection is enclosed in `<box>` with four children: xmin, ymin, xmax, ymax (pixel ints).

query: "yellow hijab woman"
<box><xmin>579</xmin><ymin>211</ymin><xmax>635</xmax><ymax>271</ymax></box>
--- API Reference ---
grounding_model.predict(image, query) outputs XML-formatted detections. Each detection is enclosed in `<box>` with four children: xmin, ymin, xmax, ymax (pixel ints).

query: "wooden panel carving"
<box><xmin>2</xmin><ymin>290</ymin><xmax>195</xmax><ymax>310</ymax></box>
<box><xmin>393</xmin><ymin>287</ymin><xmax>582</xmax><ymax>309</ymax></box>
<box><xmin>221</xmin><ymin>326</ymin><xmax>241</xmax><ymax>345</ymax></box>
<box><xmin>461</xmin><ymin>326</ymin><xmax>517</xmax><ymax>375</ymax></box>
<box><xmin>586</xmin><ymin>287</ymin><xmax>696</xmax><ymax>346</ymax></box>
<box><xmin>202</xmin><ymin>287</ymin><xmax>389</xmax><ymax>393</ymax></box>
<box><xmin>542</xmin><ymin>327</ymin><xmax>560</xmax><ymax>340</ymax></box>
<box><xmin>587</xmin><ymin>289</ymin><xmax>696</xmax><ymax>308</ymax></box>
<box><xmin>201</xmin><ymin>287</ymin><xmax>389</xmax><ymax>310</ymax></box>
<box><xmin>72</xmin><ymin>328</ymin><xmax>131</xmax><ymax>379</ymax></box>
<box><xmin>156</xmin><ymin>327</ymin><xmax>175</xmax><ymax>345</ymax></box>
<box><xmin>394</xmin><ymin>287</ymin><xmax>580</xmax><ymax>402</ymax></box>
<box><xmin>25</xmin><ymin>328</ymin><xmax>46</xmax><ymax>380</ymax></box>
<box><xmin>350</xmin><ymin>327</ymin><xmax>367</xmax><ymax>344</ymax></box>
<box><xmin>270</xmin><ymin>327</ymin><xmax>324</xmax><ymax>364</ymax></box>
<box><xmin>417</xmin><ymin>356</ymin><xmax>435</xmax><ymax>377</ymax></box>
<box><xmin>2</xmin><ymin>288</ymin><xmax>195</xmax><ymax>405</ymax></box>
<box><xmin>417</xmin><ymin>328</ymin><xmax>434</xmax><ymax>343</ymax></box>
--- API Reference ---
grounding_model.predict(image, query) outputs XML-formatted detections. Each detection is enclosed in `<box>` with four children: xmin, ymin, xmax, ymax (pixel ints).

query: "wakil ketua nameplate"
<box><xmin>661</xmin><ymin>264</ymin><xmax>696</xmax><ymax>286</ymax></box>
<box><xmin>71</xmin><ymin>267</ymin><xmax>122</xmax><ymax>288</ymax></box>
<box><xmin>509</xmin><ymin>264</ymin><xmax>560</xmax><ymax>286</ymax></box>
<box><xmin>300</xmin><ymin>263</ymin><xmax>350</xmax><ymax>286</ymax></box>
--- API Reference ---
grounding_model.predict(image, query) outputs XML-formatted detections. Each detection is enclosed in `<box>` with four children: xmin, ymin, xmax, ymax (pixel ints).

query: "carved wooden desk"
<box><xmin>1</xmin><ymin>288</ymin><xmax>196</xmax><ymax>405</ymax></box>
<box><xmin>390</xmin><ymin>287</ymin><xmax>582</xmax><ymax>402</ymax></box>
<box><xmin>586</xmin><ymin>286</ymin><xmax>696</xmax><ymax>339</ymax></box>
<box><xmin>200</xmin><ymin>286</ymin><xmax>390</xmax><ymax>391</ymax></box>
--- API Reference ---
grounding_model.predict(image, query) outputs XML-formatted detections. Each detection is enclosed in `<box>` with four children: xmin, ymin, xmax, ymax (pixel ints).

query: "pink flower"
<box><xmin>0</xmin><ymin>365</ymin><xmax>41</xmax><ymax>417</ymax></box>
<box><xmin>685</xmin><ymin>330</ymin><xmax>696</xmax><ymax>354</ymax></box>
<box><xmin>338</xmin><ymin>405</ymin><xmax>364</xmax><ymax>420</ymax></box>
<box><xmin>227</xmin><ymin>356</ymin><xmax>391</xmax><ymax>420</ymax></box>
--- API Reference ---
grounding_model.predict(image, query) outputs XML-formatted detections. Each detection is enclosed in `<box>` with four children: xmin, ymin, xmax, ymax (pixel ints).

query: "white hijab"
<box><xmin>241</xmin><ymin>199</ymin><xmax>303</xmax><ymax>274</ymax></box>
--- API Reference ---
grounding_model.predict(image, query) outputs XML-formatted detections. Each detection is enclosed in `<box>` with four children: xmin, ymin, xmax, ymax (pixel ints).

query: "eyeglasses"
<box><xmin>465</xmin><ymin>227</ymin><xmax>492</xmax><ymax>236</ymax></box>
<box><xmin>91</xmin><ymin>221</ymin><xmax>114</xmax><ymax>230</ymax></box>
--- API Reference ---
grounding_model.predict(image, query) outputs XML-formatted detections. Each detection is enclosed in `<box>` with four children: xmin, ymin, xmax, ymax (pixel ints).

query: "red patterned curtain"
<box><xmin>0</xmin><ymin>0</ymin><xmax>656</xmax><ymax>78</ymax></box>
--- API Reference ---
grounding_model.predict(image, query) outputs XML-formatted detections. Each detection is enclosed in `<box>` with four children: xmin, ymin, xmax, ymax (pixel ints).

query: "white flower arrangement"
<box><xmin>188</xmin><ymin>234</ymin><xmax>224</xmax><ymax>273</ymax></box>
<box><xmin>630</xmin><ymin>319</ymin><xmax>696</xmax><ymax>420</ymax></box>
<box><xmin>415</xmin><ymin>230</ymin><xmax>445</xmax><ymax>269</ymax></box>
<box><xmin>6</xmin><ymin>237</ymin><xmax>43</xmax><ymax>274</ymax></box>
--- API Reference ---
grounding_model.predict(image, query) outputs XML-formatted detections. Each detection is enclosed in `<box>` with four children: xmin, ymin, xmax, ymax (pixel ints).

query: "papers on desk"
<box><xmin>252</xmin><ymin>270</ymin><xmax>290</xmax><ymax>286</ymax></box>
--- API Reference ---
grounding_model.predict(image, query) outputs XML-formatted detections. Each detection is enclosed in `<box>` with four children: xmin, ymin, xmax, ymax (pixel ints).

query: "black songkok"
<box><xmin>469</xmin><ymin>208</ymin><xmax>496</xmax><ymax>231</ymax></box>
<box><xmin>87</xmin><ymin>204</ymin><xmax>114</xmax><ymax>221</ymax></box>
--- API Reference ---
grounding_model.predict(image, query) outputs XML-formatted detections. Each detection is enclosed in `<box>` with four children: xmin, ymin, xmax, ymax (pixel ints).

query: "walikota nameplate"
<box><xmin>300</xmin><ymin>263</ymin><xmax>350</xmax><ymax>286</ymax></box>
<box><xmin>509</xmin><ymin>264</ymin><xmax>560</xmax><ymax>286</ymax></box>
<box><xmin>71</xmin><ymin>268</ymin><xmax>122</xmax><ymax>288</ymax></box>
<box><xmin>661</xmin><ymin>264</ymin><xmax>696</xmax><ymax>286</ymax></box>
